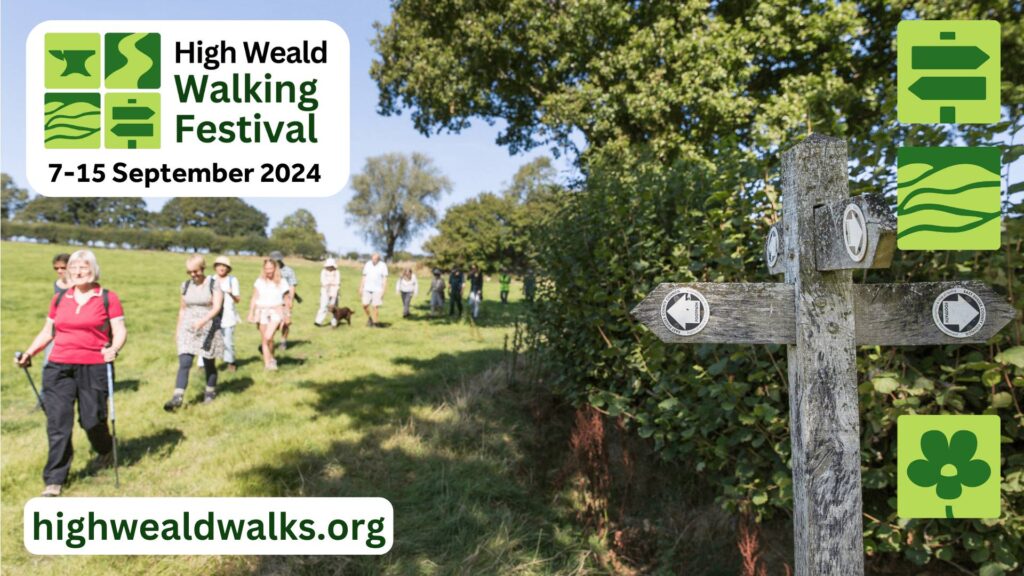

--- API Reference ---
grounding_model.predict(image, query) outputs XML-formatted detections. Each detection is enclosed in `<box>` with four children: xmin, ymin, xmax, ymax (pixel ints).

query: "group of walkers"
<box><xmin>13</xmin><ymin>248</ymin><xmax>533</xmax><ymax>497</ymax></box>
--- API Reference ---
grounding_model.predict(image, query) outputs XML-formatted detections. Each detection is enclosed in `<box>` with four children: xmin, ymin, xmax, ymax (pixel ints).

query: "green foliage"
<box><xmin>374</xmin><ymin>0</ymin><xmax>1024</xmax><ymax>571</ymax></box>
<box><xmin>270</xmin><ymin>209</ymin><xmax>327</xmax><ymax>260</ymax></box>
<box><xmin>426</xmin><ymin>157</ymin><xmax>563</xmax><ymax>272</ymax></box>
<box><xmin>346</xmin><ymin>152</ymin><xmax>452</xmax><ymax>260</ymax></box>
<box><xmin>16</xmin><ymin>196</ymin><xmax>150</xmax><ymax>228</ymax></box>
<box><xmin>158</xmin><ymin>197</ymin><xmax>269</xmax><ymax>238</ymax></box>
<box><xmin>0</xmin><ymin>221</ymin><xmax>270</xmax><ymax>254</ymax></box>
<box><xmin>1</xmin><ymin>173</ymin><xmax>29</xmax><ymax>220</ymax></box>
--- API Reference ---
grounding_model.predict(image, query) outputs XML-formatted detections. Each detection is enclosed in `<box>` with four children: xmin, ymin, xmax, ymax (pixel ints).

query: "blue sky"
<box><xmin>1</xmin><ymin>0</ymin><xmax>574</xmax><ymax>254</ymax></box>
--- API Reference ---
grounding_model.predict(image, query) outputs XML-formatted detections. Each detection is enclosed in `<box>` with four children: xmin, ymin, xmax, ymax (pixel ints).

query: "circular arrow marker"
<box><xmin>659</xmin><ymin>287</ymin><xmax>710</xmax><ymax>336</ymax></box>
<box><xmin>843</xmin><ymin>204</ymin><xmax>867</xmax><ymax>262</ymax></box>
<box><xmin>932</xmin><ymin>287</ymin><xmax>986</xmax><ymax>338</ymax></box>
<box><xmin>765</xmin><ymin>226</ymin><xmax>780</xmax><ymax>268</ymax></box>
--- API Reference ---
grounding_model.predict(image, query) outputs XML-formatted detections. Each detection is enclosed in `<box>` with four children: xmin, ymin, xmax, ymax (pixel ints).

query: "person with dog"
<box><xmin>269</xmin><ymin>251</ymin><xmax>298</xmax><ymax>350</ymax></box>
<box><xmin>15</xmin><ymin>249</ymin><xmax>126</xmax><ymax>497</ymax></box>
<box><xmin>467</xmin><ymin>265</ymin><xmax>484</xmax><ymax>319</ymax></box>
<box><xmin>249</xmin><ymin>258</ymin><xmax>292</xmax><ymax>370</ymax></box>
<box><xmin>429</xmin><ymin>269</ymin><xmax>446</xmax><ymax>316</ymax></box>
<box><xmin>396</xmin><ymin>267</ymin><xmax>419</xmax><ymax>318</ymax></box>
<box><xmin>359</xmin><ymin>253</ymin><xmax>388</xmax><ymax>327</ymax></box>
<box><xmin>448</xmin><ymin>265</ymin><xmax>464</xmax><ymax>318</ymax></box>
<box><xmin>164</xmin><ymin>255</ymin><xmax>225</xmax><ymax>411</ymax></box>
<box><xmin>316</xmin><ymin>258</ymin><xmax>341</xmax><ymax>327</ymax></box>
<box><xmin>213</xmin><ymin>256</ymin><xmax>241</xmax><ymax>372</ymax></box>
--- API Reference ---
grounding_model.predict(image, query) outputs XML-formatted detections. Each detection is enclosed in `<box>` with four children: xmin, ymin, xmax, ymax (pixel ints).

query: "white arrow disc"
<box><xmin>843</xmin><ymin>204</ymin><xmax>867</xmax><ymax>262</ymax></box>
<box><xmin>659</xmin><ymin>287</ymin><xmax>710</xmax><ymax>336</ymax></box>
<box><xmin>932</xmin><ymin>287</ymin><xmax>986</xmax><ymax>338</ymax></box>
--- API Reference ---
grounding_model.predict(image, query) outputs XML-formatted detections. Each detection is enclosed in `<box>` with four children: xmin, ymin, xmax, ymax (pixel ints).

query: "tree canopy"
<box><xmin>270</xmin><ymin>209</ymin><xmax>327</xmax><ymax>259</ymax></box>
<box><xmin>346</xmin><ymin>152</ymin><xmax>452</xmax><ymax>260</ymax></box>
<box><xmin>1</xmin><ymin>173</ymin><xmax>29</xmax><ymax>220</ymax></box>
<box><xmin>16</xmin><ymin>196</ymin><xmax>150</xmax><ymax>228</ymax></box>
<box><xmin>159</xmin><ymin>197</ymin><xmax>269</xmax><ymax>238</ymax></box>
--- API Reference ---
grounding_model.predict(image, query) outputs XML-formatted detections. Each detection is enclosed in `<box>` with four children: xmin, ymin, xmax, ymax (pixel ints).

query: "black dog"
<box><xmin>328</xmin><ymin>305</ymin><xmax>353</xmax><ymax>327</ymax></box>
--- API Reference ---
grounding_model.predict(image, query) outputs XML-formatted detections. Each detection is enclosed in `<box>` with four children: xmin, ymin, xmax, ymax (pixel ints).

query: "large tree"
<box><xmin>159</xmin><ymin>197</ymin><xmax>268</xmax><ymax>237</ymax></box>
<box><xmin>270</xmin><ymin>209</ymin><xmax>327</xmax><ymax>259</ymax></box>
<box><xmin>425</xmin><ymin>157</ymin><xmax>562</xmax><ymax>271</ymax></box>
<box><xmin>1</xmin><ymin>173</ymin><xmax>29</xmax><ymax>220</ymax></box>
<box><xmin>346</xmin><ymin>152</ymin><xmax>452</xmax><ymax>259</ymax></box>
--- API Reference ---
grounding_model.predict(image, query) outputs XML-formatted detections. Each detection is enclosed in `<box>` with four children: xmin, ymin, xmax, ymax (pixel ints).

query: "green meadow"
<box><xmin>0</xmin><ymin>241</ymin><xmax>596</xmax><ymax>575</ymax></box>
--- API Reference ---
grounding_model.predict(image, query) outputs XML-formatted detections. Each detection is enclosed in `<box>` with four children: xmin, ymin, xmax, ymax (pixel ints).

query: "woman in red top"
<box><xmin>15</xmin><ymin>249</ymin><xmax>127</xmax><ymax>497</ymax></box>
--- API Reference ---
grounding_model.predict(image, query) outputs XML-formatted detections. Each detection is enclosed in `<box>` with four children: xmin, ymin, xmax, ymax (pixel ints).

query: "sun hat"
<box><xmin>213</xmin><ymin>256</ymin><xmax>232</xmax><ymax>271</ymax></box>
<box><xmin>323</xmin><ymin>258</ymin><xmax>337</xmax><ymax>268</ymax></box>
<box><xmin>269</xmin><ymin>250</ymin><xmax>284</xmax><ymax>261</ymax></box>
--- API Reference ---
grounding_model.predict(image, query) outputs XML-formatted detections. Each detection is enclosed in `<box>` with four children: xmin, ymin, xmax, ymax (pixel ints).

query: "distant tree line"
<box><xmin>1</xmin><ymin>174</ymin><xmax>327</xmax><ymax>258</ymax></box>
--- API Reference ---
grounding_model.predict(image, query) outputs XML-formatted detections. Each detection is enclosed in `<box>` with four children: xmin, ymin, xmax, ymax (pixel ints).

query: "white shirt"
<box><xmin>362</xmin><ymin>261</ymin><xmax>388</xmax><ymax>293</ymax></box>
<box><xmin>254</xmin><ymin>277</ymin><xmax>291</xmax><ymax>307</ymax></box>
<box><xmin>396</xmin><ymin>275</ymin><xmax>418</xmax><ymax>295</ymax></box>
<box><xmin>321</xmin><ymin>269</ymin><xmax>340</xmax><ymax>298</ymax></box>
<box><xmin>216</xmin><ymin>275</ymin><xmax>241</xmax><ymax>327</ymax></box>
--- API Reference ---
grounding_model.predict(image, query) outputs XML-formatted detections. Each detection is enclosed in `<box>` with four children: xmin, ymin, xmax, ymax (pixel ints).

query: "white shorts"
<box><xmin>361</xmin><ymin>290</ymin><xmax>382</xmax><ymax>307</ymax></box>
<box><xmin>257</xmin><ymin>307</ymin><xmax>283</xmax><ymax>325</ymax></box>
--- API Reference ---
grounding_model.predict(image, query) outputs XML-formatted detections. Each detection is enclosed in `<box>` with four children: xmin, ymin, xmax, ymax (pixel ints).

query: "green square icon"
<box><xmin>898</xmin><ymin>415</ymin><xmax>1001</xmax><ymax>519</ymax></box>
<box><xmin>104</xmin><ymin>33</ymin><xmax>161</xmax><ymax>89</ymax></box>
<box><xmin>45</xmin><ymin>33</ymin><xmax>101</xmax><ymax>89</ymax></box>
<box><xmin>897</xmin><ymin>147</ymin><xmax>1001</xmax><ymax>250</ymax></box>
<box><xmin>44</xmin><ymin>93</ymin><xmax>101</xmax><ymax>149</ymax></box>
<box><xmin>898</xmin><ymin>20</ymin><xmax>1001</xmax><ymax>124</ymax></box>
<box><xmin>105</xmin><ymin>93</ymin><xmax>160</xmax><ymax>149</ymax></box>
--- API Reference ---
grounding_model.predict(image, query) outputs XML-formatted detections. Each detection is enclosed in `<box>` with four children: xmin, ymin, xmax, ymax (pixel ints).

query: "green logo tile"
<box><xmin>898</xmin><ymin>415</ymin><xmax>1000</xmax><ymax>519</ymax></box>
<box><xmin>44</xmin><ymin>93</ymin><xmax>101</xmax><ymax>149</ymax></box>
<box><xmin>105</xmin><ymin>93</ymin><xmax>160</xmax><ymax>149</ymax></box>
<box><xmin>898</xmin><ymin>20</ymin><xmax>1001</xmax><ymax>124</ymax></box>
<box><xmin>104</xmin><ymin>32</ymin><xmax>161</xmax><ymax>89</ymax></box>
<box><xmin>897</xmin><ymin>147</ymin><xmax>1001</xmax><ymax>250</ymax></box>
<box><xmin>45</xmin><ymin>33</ymin><xmax>101</xmax><ymax>89</ymax></box>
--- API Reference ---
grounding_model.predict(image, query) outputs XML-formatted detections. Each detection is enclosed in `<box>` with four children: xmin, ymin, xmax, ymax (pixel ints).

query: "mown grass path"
<box><xmin>1</xmin><ymin>242</ymin><xmax>594</xmax><ymax>575</ymax></box>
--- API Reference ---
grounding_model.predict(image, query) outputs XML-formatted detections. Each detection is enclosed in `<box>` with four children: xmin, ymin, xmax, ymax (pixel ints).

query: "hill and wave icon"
<box><xmin>44</xmin><ymin>93</ymin><xmax>101</xmax><ymax>149</ymax></box>
<box><xmin>897</xmin><ymin>147</ymin><xmax>1001</xmax><ymax>250</ymax></box>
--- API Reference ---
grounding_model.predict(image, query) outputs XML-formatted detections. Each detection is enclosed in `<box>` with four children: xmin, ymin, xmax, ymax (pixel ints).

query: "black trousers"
<box><xmin>42</xmin><ymin>363</ymin><xmax>113</xmax><ymax>485</ymax></box>
<box><xmin>449</xmin><ymin>290</ymin><xmax>463</xmax><ymax>316</ymax></box>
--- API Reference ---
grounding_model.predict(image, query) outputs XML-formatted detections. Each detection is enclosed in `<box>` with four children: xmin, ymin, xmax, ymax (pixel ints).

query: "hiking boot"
<box><xmin>366</xmin><ymin>319</ymin><xmax>374</xmax><ymax>327</ymax></box>
<box><xmin>41</xmin><ymin>484</ymin><xmax>62</xmax><ymax>497</ymax></box>
<box><xmin>163</xmin><ymin>393</ymin><xmax>183</xmax><ymax>412</ymax></box>
<box><xmin>203</xmin><ymin>389</ymin><xmax>217</xmax><ymax>404</ymax></box>
<box><xmin>226</xmin><ymin>363</ymin><xmax>237</xmax><ymax>373</ymax></box>
<box><xmin>265</xmin><ymin>360</ymin><xmax>278</xmax><ymax>371</ymax></box>
<box><xmin>92</xmin><ymin>451</ymin><xmax>113</xmax><ymax>470</ymax></box>
<box><xmin>277</xmin><ymin>340</ymin><xmax>287</xmax><ymax>351</ymax></box>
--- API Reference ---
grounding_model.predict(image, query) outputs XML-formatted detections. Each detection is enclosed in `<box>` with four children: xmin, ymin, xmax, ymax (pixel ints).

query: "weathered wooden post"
<box><xmin>631</xmin><ymin>134</ymin><xmax>1015</xmax><ymax>576</ymax></box>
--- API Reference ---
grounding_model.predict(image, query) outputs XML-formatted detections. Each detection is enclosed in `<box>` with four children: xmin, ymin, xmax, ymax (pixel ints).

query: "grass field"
<box><xmin>0</xmin><ymin>242</ymin><xmax>599</xmax><ymax>575</ymax></box>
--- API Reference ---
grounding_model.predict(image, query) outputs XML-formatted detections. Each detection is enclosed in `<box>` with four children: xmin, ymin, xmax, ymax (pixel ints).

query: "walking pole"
<box><xmin>13</xmin><ymin>352</ymin><xmax>45</xmax><ymax>413</ymax></box>
<box><xmin>106</xmin><ymin>363</ymin><xmax>120</xmax><ymax>488</ymax></box>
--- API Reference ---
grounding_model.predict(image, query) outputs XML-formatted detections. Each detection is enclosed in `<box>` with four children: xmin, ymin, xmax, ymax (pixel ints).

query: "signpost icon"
<box><xmin>105</xmin><ymin>93</ymin><xmax>160</xmax><ymax>149</ymax></box>
<box><xmin>898</xmin><ymin>20</ymin><xmax>1000</xmax><ymax>124</ymax></box>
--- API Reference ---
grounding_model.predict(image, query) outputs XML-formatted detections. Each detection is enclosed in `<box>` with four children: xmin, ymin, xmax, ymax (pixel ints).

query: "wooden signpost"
<box><xmin>631</xmin><ymin>134</ymin><xmax>1015</xmax><ymax>576</ymax></box>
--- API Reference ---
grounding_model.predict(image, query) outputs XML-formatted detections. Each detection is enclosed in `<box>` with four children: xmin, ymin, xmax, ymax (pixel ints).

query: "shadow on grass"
<box><xmin>69</xmin><ymin>427</ymin><xmax>184</xmax><ymax>483</ymax></box>
<box><xmin>235</xmin><ymin>349</ymin><xmax>589</xmax><ymax>574</ymax></box>
<box><xmin>114</xmin><ymin>379</ymin><xmax>141</xmax><ymax>393</ymax></box>
<box><xmin>399</xmin><ymin>299</ymin><xmax>530</xmax><ymax>328</ymax></box>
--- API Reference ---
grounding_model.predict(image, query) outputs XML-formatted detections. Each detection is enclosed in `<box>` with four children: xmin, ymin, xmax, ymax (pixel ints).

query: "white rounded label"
<box><xmin>765</xmin><ymin>226</ymin><xmax>780</xmax><ymax>268</ymax></box>
<box><xmin>843</xmin><ymin>203</ymin><xmax>867</xmax><ymax>262</ymax></box>
<box><xmin>932</xmin><ymin>287</ymin><xmax>986</xmax><ymax>338</ymax></box>
<box><xmin>659</xmin><ymin>287</ymin><xmax>710</xmax><ymax>336</ymax></box>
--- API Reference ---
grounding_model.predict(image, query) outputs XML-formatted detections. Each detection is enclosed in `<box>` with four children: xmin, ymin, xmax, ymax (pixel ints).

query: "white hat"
<box><xmin>213</xmin><ymin>256</ymin><xmax>232</xmax><ymax>271</ymax></box>
<box><xmin>323</xmin><ymin>258</ymin><xmax>337</xmax><ymax>268</ymax></box>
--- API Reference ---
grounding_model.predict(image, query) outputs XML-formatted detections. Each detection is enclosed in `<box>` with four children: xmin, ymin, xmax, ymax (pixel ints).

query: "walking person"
<box><xmin>429</xmin><ymin>268</ymin><xmax>446</xmax><ymax>316</ymax></box>
<box><xmin>523</xmin><ymin>270</ymin><xmax>536</xmax><ymax>303</ymax></box>
<box><xmin>249</xmin><ymin>259</ymin><xmax>292</xmax><ymax>370</ymax></box>
<box><xmin>499</xmin><ymin>270</ymin><xmax>511</xmax><ymax>304</ymax></box>
<box><xmin>448</xmin><ymin>265</ymin><xmax>464</xmax><ymax>318</ymax></box>
<box><xmin>467</xmin><ymin>265</ymin><xmax>484</xmax><ymax>319</ymax></box>
<box><xmin>213</xmin><ymin>256</ymin><xmax>240</xmax><ymax>372</ymax></box>
<box><xmin>164</xmin><ymin>255</ymin><xmax>225</xmax><ymax>411</ymax></box>
<box><xmin>269</xmin><ymin>251</ymin><xmax>298</xmax><ymax>350</ymax></box>
<box><xmin>359</xmin><ymin>252</ymin><xmax>388</xmax><ymax>327</ymax></box>
<box><xmin>315</xmin><ymin>258</ymin><xmax>341</xmax><ymax>327</ymax></box>
<box><xmin>42</xmin><ymin>253</ymin><xmax>74</xmax><ymax>373</ymax></box>
<box><xmin>14</xmin><ymin>249</ymin><xmax>126</xmax><ymax>497</ymax></box>
<box><xmin>396</xmin><ymin>267</ymin><xmax>419</xmax><ymax>318</ymax></box>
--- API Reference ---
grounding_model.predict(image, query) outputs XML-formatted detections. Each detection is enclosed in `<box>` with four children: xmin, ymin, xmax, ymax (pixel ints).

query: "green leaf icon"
<box><xmin>907</xmin><ymin>429</ymin><xmax>991</xmax><ymax>518</ymax></box>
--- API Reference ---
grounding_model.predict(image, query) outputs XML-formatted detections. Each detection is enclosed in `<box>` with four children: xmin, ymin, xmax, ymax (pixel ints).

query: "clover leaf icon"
<box><xmin>907</xmin><ymin>429</ymin><xmax>991</xmax><ymax>518</ymax></box>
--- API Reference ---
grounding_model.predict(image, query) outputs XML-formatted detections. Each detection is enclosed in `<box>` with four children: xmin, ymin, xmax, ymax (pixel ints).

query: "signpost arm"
<box><xmin>782</xmin><ymin>134</ymin><xmax>864</xmax><ymax>575</ymax></box>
